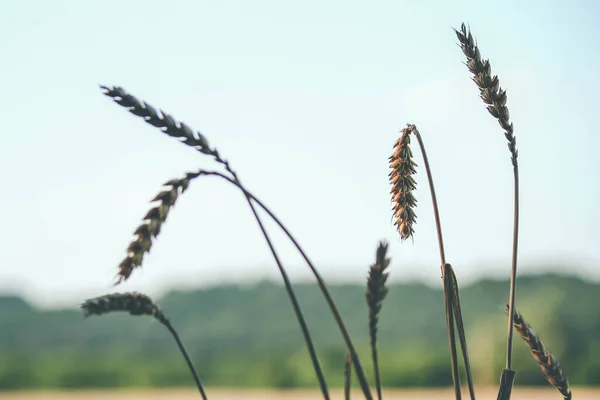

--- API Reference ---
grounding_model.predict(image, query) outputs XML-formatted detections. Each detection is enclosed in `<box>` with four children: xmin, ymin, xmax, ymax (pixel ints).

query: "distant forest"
<box><xmin>0</xmin><ymin>273</ymin><xmax>598</xmax><ymax>389</ymax></box>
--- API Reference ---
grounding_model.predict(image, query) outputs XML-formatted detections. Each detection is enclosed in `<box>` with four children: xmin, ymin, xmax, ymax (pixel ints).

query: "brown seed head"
<box><xmin>100</xmin><ymin>85</ymin><xmax>218</xmax><ymax>158</ymax></box>
<box><xmin>508</xmin><ymin>305</ymin><xmax>571</xmax><ymax>399</ymax></box>
<box><xmin>116</xmin><ymin>171</ymin><xmax>201</xmax><ymax>284</ymax></box>
<box><xmin>454</xmin><ymin>23</ymin><xmax>518</xmax><ymax>167</ymax></box>
<box><xmin>389</xmin><ymin>125</ymin><xmax>418</xmax><ymax>241</ymax></box>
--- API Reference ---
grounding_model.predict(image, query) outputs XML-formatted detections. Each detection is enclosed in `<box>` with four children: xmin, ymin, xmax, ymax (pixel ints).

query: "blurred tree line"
<box><xmin>0</xmin><ymin>273</ymin><xmax>598</xmax><ymax>389</ymax></box>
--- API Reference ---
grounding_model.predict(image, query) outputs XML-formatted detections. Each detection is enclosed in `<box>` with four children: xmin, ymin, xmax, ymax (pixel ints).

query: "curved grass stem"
<box><xmin>198</xmin><ymin>170</ymin><xmax>374</xmax><ymax>400</ymax></box>
<box><xmin>162</xmin><ymin>319</ymin><xmax>208</xmax><ymax>400</ymax></box>
<box><xmin>237</xmin><ymin>179</ymin><xmax>330</xmax><ymax>400</ymax></box>
<box><xmin>215</xmin><ymin>167</ymin><xmax>330</xmax><ymax>400</ymax></box>
<box><xmin>411</xmin><ymin>126</ymin><xmax>474</xmax><ymax>400</ymax></box>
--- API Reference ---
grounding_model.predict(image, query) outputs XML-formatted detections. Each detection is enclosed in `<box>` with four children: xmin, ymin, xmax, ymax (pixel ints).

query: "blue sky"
<box><xmin>1</xmin><ymin>0</ymin><xmax>598</xmax><ymax>307</ymax></box>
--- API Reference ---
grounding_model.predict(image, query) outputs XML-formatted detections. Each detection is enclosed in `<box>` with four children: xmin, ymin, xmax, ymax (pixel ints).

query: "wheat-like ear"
<box><xmin>506</xmin><ymin>305</ymin><xmax>572</xmax><ymax>400</ymax></box>
<box><xmin>116</xmin><ymin>172</ymin><xmax>201</xmax><ymax>284</ymax></box>
<box><xmin>81</xmin><ymin>292</ymin><xmax>208</xmax><ymax>399</ymax></box>
<box><xmin>82</xmin><ymin>292</ymin><xmax>165</xmax><ymax>319</ymax></box>
<box><xmin>100</xmin><ymin>85</ymin><xmax>216</xmax><ymax>157</ymax></box>
<box><xmin>453</xmin><ymin>24</ymin><xmax>517</xmax><ymax>165</ymax></box>
<box><xmin>389</xmin><ymin>127</ymin><xmax>417</xmax><ymax>241</ymax></box>
<box><xmin>365</xmin><ymin>241</ymin><xmax>390</xmax><ymax>400</ymax></box>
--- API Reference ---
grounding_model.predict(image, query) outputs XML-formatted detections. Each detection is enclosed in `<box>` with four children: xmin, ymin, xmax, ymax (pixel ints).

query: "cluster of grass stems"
<box><xmin>82</xmin><ymin>23</ymin><xmax>572</xmax><ymax>399</ymax></box>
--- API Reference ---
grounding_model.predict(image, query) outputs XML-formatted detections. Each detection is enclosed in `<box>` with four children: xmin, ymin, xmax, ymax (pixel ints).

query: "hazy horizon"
<box><xmin>1</xmin><ymin>1</ymin><xmax>598</xmax><ymax>309</ymax></box>
<box><xmin>2</xmin><ymin>260</ymin><xmax>596</xmax><ymax>310</ymax></box>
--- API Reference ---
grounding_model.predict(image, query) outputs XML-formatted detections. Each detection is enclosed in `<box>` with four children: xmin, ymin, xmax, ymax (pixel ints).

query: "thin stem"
<box><xmin>200</xmin><ymin>170</ymin><xmax>374</xmax><ymax>400</ymax></box>
<box><xmin>505</xmin><ymin>168</ymin><xmax>520</xmax><ymax>370</ymax></box>
<box><xmin>443</xmin><ymin>284</ymin><xmax>461</xmax><ymax>400</ymax></box>
<box><xmin>161</xmin><ymin>319</ymin><xmax>208</xmax><ymax>400</ymax></box>
<box><xmin>411</xmin><ymin>127</ymin><xmax>461</xmax><ymax>399</ymax></box>
<box><xmin>216</xmin><ymin>162</ymin><xmax>330</xmax><ymax>399</ymax></box>
<box><xmin>371</xmin><ymin>343</ymin><xmax>382</xmax><ymax>400</ymax></box>
<box><xmin>344</xmin><ymin>352</ymin><xmax>352</xmax><ymax>400</ymax></box>
<box><xmin>412</xmin><ymin>127</ymin><xmax>477</xmax><ymax>399</ymax></box>
<box><xmin>411</xmin><ymin>128</ymin><xmax>446</xmax><ymax>269</ymax></box>
<box><xmin>245</xmin><ymin>186</ymin><xmax>329</xmax><ymax>399</ymax></box>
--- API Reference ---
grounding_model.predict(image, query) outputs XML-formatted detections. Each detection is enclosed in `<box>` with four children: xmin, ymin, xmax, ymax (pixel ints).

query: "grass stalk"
<box><xmin>195</xmin><ymin>170</ymin><xmax>374</xmax><ymax>399</ymax></box>
<box><xmin>453</xmin><ymin>24</ymin><xmax>520</xmax><ymax>396</ymax></box>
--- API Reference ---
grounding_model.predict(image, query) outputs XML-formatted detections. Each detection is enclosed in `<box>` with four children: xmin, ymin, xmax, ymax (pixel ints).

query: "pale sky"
<box><xmin>1</xmin><ymin>0</ymin><xmax>598</xmax><ymax>308</ymax></box>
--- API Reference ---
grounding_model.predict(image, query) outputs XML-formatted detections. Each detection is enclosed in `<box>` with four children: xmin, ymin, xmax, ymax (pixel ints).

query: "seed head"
<box><xmin>508</xmin><ymin>305</ymin><xmax>571</xmax><ymax>399</ymax></box>
<box><xmin>389</xmin><ymin>125</ymin><xmax>418</xmax><ymax>241</ymax></box>
<box><xmin>81</xmin><ymin>292</ymin><xmax>166</xmax><ymax>323</ymax></box>
<box><xmin>116</xmin><ymin>171</ymin><xmax>201</xmax><ymax>284</ymax></box>
<box><xmin>454</xmin><ymin>23</ymin><xmax>518</xmax><ymax>167</ymax></box>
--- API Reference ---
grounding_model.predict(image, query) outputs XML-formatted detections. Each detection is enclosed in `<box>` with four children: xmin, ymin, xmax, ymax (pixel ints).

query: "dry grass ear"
<box><xmin>507</xmin><ymin>305</ymin><xmax>572</xmax><ymax>400</ymax></box>
<box><xmin>100</xmin><ymin>85</ymin><xmax>215</xmax><ymax>157</ymax></box>
<box><xmin>389</xmin><ymin>126</ymin><xmax>417</xmax><ymax>241</ymax></box>
<box><xmin>116</xmin><ymin>171</ymin><xmax>202</xmax><ymax>284</ymax></box>
<box><xmin>453</xmin><ymin>23</ymin><xmax>517</xmax><ymax>166</ymax></box>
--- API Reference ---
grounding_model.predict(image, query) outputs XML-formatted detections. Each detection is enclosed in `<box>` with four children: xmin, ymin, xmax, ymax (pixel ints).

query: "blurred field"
<box><xmin>0</xmin><ymin>388</ymin><xmax>596</xmax><ymax>400</ymax></box>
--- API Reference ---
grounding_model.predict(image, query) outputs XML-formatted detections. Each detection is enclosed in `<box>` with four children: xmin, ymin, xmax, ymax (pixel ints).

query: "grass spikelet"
<box><xmin>389</xmin><ymin>125</ymin><xmax>418</xmax><ymax>241</ymax></box>
<box><xmin>81</xmin><ymin>292</ymin><xmax>165</xmax><ymax>320</ymax></box>
<box><xmin>100</xmin><ymin>85</ymin><xmax>216</xmax><ymax>158</ymax></box>
<box><xmin>116</xmin><ymin>172</ymin><xmax>201</xmax><ymax>284</ymax></box>
<box><xmin>81</xmin><ymin>292</ymin><xmax>208</xmax><ymax>399</ymax></box>
<box><xmin>453</xmin><ymin>23</ymin><xmax>517</xmax><ymax>166</ymax></box>
<box><xmin>508</xmin><ymin>306</ymin><xmax>572</xmax><ymax>400</ymax></box>
<box><xmin>365</xmin><ymin>241</ymin><xmax>390</xmax><ymax>400</ymax></box>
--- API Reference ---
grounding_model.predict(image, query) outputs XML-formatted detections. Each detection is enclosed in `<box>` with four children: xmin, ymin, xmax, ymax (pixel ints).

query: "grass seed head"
<box><xmin>366</xmin><ymin>241</ymin><xmax>391</xmax><ymax>316</ymax></box>
<box><xmin>116</xmin><ymin>172</ymin><xmax>201</xmax><ymax>284</ymax></box>
<box><xmin>389</xmin><ymin>125</ymin><xmax>418</xmax><ymax>241</ymax></box>
<box><xmin>81</xmin><ymin>292</ymin><xmax>166</xmax><ymax>323</ymax></box>
<box><xmin>508</xmin><ymin>306</ymin><xmax>572</xmax><ymax>399</ymax></box>
<box><xmin>454</xmin><ymin>23</ymin><xmax>518</xmax><ymax>167</ymax></box>
<box><xmin>100</xmin><ymin>85</ymin><xmax>215</xmax><ymax>157</ymax></box>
